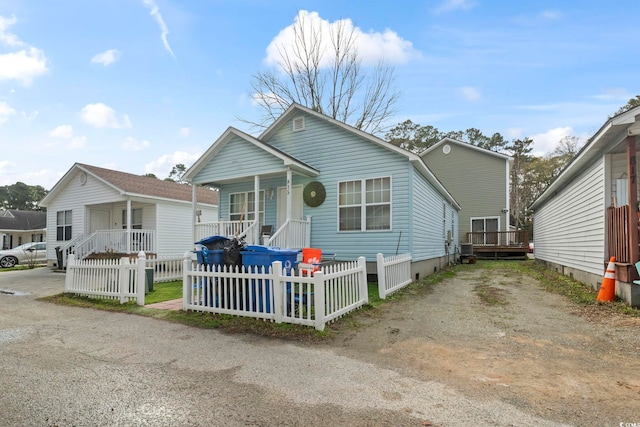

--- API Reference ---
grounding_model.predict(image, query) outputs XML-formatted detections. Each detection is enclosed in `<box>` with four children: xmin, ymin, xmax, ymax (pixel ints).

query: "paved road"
<box><xmin>0</xmin><ymin>268</ymin><xmax>567</xmax><ymax>427</ymax></box>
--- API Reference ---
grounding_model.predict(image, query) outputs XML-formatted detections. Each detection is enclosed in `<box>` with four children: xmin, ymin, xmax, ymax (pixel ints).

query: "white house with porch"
<box><xmin>39</xmin><ymin>163</ymin><xmax>218</xmax><ymax>268</ymax></box>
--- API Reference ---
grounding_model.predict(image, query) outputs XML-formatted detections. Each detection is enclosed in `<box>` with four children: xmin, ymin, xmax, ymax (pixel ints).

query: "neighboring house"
<box><xmin>420</xmin><ymin>138</ymin><xmax>518</xmax><ymax>257</ymax></box>
<box><xmin>183</xmin><ymin>103</ymin><xmax>461</xmax><ymax>279</ymax></box>
<box><xmin>530</xmin><ymin>105</ymin><xmax>640</xmax><ymax>306</ymax></box>
<box><xmin>0</xmin><ymin>209</ymin><xmax>46</xmax><ymax>250</ymax></box>
<box><xmin>39</xmin><ymin>163</ymin><xmax>219</xmax><ymax>268</ymax></box>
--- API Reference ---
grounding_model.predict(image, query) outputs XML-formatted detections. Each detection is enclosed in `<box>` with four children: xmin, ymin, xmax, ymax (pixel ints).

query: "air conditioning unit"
<box><xmin>460</xmin><ymin>243</ymin><xmax>473</xmax><ymax>256</ymax></box>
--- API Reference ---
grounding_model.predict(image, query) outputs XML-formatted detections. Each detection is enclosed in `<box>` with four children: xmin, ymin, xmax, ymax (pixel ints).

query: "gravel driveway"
<box><xmin>1</xmin><ymin>266</ymin><xmax>638</xmax><ymax>426</ymax></box>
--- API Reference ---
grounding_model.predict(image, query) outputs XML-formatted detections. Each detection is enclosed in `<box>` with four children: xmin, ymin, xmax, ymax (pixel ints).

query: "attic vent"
<box><xmin>293</xmin><ymin>117</ymin><xmax>305</xmax><ymax>132</ymax></box>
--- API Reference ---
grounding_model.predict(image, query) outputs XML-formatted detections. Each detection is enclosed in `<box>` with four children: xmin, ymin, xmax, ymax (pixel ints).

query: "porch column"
<box><xmin>627</xmin><ymin>135</ymin><xmax>638</xmax><ymax>264</ymax></box>
<box><xmin>192</xmin><ymin>184</ymin><xmax>197</xmax><ymax>243</ymax></box>
<box><xmin>286</xmin><ymin>168</ymin><xmax>292</xmax><ymax>221</ymax></box>
<box><xmin>254</xmin><ymin>175</ymin><xmax>260</xmax><ymax>243</ymax></box>
<box><xmin>126</xmin><ymin>199</ymin><xmax>132</xmax><ymax>253</ymax></box>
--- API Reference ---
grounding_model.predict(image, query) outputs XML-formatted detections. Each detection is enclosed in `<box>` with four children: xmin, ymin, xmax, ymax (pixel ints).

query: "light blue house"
<box><xmin>183</xmin><ymin>103</ymin><xmax>460</xmax><ymax>278</ymax></box>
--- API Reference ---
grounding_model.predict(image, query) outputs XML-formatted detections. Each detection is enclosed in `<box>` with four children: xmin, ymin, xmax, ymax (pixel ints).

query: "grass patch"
<box><xmin>473</xmin><ymin>284</ymin><xmax>510</xmax><ymax>306</ymax></box>
<box><xmin>0</xmin><ymin>265</ymin><xmax>46</xmax><ymax>272</ymax></box>
<box><xmin>144</xmin><ymin>280</ymin><xmax>183</xmax><ymax>304</ymax></box>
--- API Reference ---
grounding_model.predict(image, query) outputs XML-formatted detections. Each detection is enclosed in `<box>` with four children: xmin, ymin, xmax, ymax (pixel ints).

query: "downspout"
<box><xmin>192</xmin><ymin>184</ymin><xmax>197</xmax><ymax>244</ymax></box>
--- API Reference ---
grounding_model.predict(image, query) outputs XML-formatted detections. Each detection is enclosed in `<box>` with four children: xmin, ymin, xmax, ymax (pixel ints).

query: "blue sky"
<box><xmin>1</xmin><ymin>0</ymin><xmax>639</xmax><ymax>190</ymax></box>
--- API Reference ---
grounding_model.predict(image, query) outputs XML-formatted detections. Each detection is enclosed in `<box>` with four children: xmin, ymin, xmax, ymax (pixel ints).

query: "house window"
<box><xmin>122</xmin><ymin>208</ymin><xmax>143</xmax><ymax>229</ymax></box>
<box><xmin>56</xmin><ymin>210</ymin><xmax>72</xmax><ymax>241</ymax></box>
<box><xmin>229</xmin><ymin>191</ymin><xmax>265</xmax><ymax>224</ymax></box>
<box><xmin>338</xmin><ymin>177</ymin><xmax>391</xmax><ymax>231</ymax></box>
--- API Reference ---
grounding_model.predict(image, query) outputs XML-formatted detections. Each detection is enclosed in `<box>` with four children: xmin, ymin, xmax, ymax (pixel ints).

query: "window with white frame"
<box><xmin>122</xmin><ymin>208</ymin><xmax>143</xmax><ymax>229</ymax></box>
<box><xmin>338</xmin><ymin>177</ymin><xmax>391</xmax><ymax>231</ymax></box>
<box><xmin>229</xmin><ymin>191</ymin><xmax>265</xmax><ymax>224</ymax></box>
<box><xmin>56</xmin><ymin>210</ymin><xmax>72</xmax><ymax>241</ymax></box>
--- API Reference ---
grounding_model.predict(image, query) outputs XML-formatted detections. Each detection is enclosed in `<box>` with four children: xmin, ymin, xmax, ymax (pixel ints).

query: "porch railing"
<box><xmin>466</xmin><ymin>230</ymin><xmax>529</xmax><ymax>247</ymax></box>
<box><xmin>607</xmin><ymin>205</ymin><xmax>632</xmax><ymax>263</ymax></box>
<box><xmin>73</xmin><ymin>229</ymin><xmax>156</xmax><ymax>261</ymax></box>
<box><xmin>194</xmin><ymin>220</ymin><xmax>254</xmax><ymax>243</ymax></box>
<box><xmin>267</xmin><ymin>217</ymin><xmax>311</xmax><ymax>249</ymax></box>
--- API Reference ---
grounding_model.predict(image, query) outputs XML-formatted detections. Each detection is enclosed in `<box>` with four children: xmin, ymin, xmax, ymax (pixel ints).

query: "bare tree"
<box><xmin>246</xmin><ymin>13</ymin><xmax>399</xmax><ymax>135</ymax></box>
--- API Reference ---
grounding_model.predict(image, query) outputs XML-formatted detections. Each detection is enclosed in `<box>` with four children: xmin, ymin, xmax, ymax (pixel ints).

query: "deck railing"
<box><xmin>194</xmin><ymin>220</ymin><xmax>254</xmax><ymax>243</ymax></box>
<box><xmin>73</xmin><ymin>229</ymin><xmax>156</xmax><ymax>261</ymax></box>
<box><xmin>466</xmin><ymin>230</ymin><xmax>529</xmax><ymax>247</ymax></box>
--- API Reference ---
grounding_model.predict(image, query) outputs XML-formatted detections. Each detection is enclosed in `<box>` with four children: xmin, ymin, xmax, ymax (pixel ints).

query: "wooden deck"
<box><xmin>466</xmin><ymin>230</ymin><xmax>529</xmax><ymax>260</ymax></box>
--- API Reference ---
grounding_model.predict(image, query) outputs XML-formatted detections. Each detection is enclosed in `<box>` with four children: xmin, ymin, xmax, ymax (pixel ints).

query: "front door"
<box><xmin>471</xmin><ymin>217</ymin><xmax>499</xmax><ymax>245</ymax></box>
<box><xmin>90</xmin><ymin>209</ymin><xmax>111</xmax><ymax>233</ymax></box>
<box><xmin>276</xmin><ymin>185</ymin><xmax>303</xmax><ymax>227</ymax></box>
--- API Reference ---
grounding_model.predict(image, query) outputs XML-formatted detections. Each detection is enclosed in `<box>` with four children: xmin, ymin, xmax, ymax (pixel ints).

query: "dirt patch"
<box><xmin>325</xmin><ymin>268</ymin><xmax>640</xmax><ymax>426</ymax></box>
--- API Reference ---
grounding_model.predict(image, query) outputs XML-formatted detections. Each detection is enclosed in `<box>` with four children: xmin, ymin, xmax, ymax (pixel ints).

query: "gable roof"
<box><xmin>530</xmin><ymin>105</ymin><xmax>640</xmax><ymax>211</ymax></box>
<box><xmin>0</xmin><ymin>209</ymin><xmax>46</xmax><ymax>232</ymax></box>
<box><xmin>191</xmin><ymin>103</ymin><xmax>460</xmax><ymax>209</ymax></box>
<box><xmin>183</xmin><ymin>127</ymin><xmax>319</xmax><ymax>185</ymax></box>
<box><xmin>421</xmin><ymin>137</ymin><xmax>513</xmax><ymax>163</ymax></box>
<box><xmin>40</xmin><ymin>163</ymin><xmax>219</xmax><ymax>207</ymax></box>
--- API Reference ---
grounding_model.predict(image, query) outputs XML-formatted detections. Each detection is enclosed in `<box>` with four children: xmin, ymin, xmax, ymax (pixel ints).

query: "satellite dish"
<box><xmin>303</xmin><ymin>181</ymin><xmax>326</xmax><ymax>207</ymax></box>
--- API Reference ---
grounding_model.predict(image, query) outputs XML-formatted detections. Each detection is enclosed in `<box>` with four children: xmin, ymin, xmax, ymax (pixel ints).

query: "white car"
<box><xmin>0</xmin><ymin>242</ymin><xmax>47</xmax><ymax>268</ymax></box>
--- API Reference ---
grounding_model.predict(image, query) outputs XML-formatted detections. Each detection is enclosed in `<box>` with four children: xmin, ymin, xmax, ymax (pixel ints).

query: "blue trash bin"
<box><xmin>240</xmin><ymin>245</ymin><xmax>300</xmax><ymax>313</ymax></box>
<box><xmin>194</xmin><ymin>237</ymin><xmax>229</xmax><ymax>307</ymax></box>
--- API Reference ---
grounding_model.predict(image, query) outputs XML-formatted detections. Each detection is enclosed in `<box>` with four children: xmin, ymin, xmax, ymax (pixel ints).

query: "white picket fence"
<box><xmin>64</xmin><ymin>252</ymin><xmax>147</xmax><ymax>305</ymax></box>
<box><xmin>182</xmin><ymin>254</ymin><xmax>369</xmax><ymax>331</ymax></box>
<box><xmin>146</xmin><ymin>254</ymin><xmax>185</xmax><ymax>282</ymax></box>
<box><xmin>376</xmin><ymin>252</ymin><xmax>413</xmax><ymax>299</ymax></box>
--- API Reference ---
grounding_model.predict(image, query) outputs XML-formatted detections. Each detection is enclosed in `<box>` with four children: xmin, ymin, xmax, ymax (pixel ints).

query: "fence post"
<box><xmin>358</xmin><ymin>256</ymin><xmax>369</xmax><ymax>304</ymax></box>
<box><xmin>376</xmin><ymin>253</ymin><xmax>386</xmax><ymax>299</ymax></box>
<box><xmin>119</xmin><ymin>256</ymin><xmax>129</xmax><ymax>304</ymax></box>
<box><xmin>313</xmin><ymin>271</ymin><xmax>325</xmax><ymax>331</ymax></box>
<box><xmin>64</xmin><ymin>253</ymin><xmax>75</xmax><ymax>293</ymax></box>
<box><xmin>182</xmin><ymin>251</ymin><xmax>192</xmax><ymax>310</ymax></box>
<box><xmin>271</xmin><ymin>260</ymin><xmax>283</xmax><ymax>323</ymax></box>
<box><xmin>136</xmin><ymin>251</ymin><xmax>146</xmax><ymax>306</ymax></box>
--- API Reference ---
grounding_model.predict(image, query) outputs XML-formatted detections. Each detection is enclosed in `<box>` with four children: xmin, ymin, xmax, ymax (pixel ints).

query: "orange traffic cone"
<box><xmin>596</xmin><ymin>256</ymin><xmax>616</xmax><ymax>302</ymax></box>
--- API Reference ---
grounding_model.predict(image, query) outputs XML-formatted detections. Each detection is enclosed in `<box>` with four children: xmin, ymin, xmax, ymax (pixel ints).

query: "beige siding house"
<box><xmin>421</xmin><ymin>138</ymin><xmax>513</xmax><ymax>252</ymax></box>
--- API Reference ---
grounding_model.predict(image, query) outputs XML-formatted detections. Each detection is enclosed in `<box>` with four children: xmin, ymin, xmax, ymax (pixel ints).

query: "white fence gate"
<box><xmin>182</xmin><ymin>254</ymin><xmax>369</xmax><ymax>331</ymax></box>
<box><xmin>376</xmin><ymin>253</ymin><xmax>412</xmax><ymax>299</ymax></box>
<box><xmin>65</xmin><ymin>252</ymin><xmax>147</xmax><ymax>305</ymax></box>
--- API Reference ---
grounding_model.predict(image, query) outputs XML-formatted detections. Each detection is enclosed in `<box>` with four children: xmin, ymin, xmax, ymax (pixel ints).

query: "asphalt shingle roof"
<box><xmin>79</xmin><ymin>163</ymin><xmax>219</xmax><ymax>205</ymax></box>
<box><xmin>0</xmin><ymin>209</ymin><xmax>46</xmax><ymax>231</ymax></box>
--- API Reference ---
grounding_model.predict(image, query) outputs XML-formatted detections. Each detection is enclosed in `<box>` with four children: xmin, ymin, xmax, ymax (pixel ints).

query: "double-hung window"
<box><xmin>229</xmin><ymin>191</ymin><xmax>265</xmax><ymax>224</ymax></box>
<box><xmin>338</xmin><ymin>177</ymin><xmax>391</xmax><ymax>231</ymax></box>
<box><xmin>122</xmin><ymin>208</ymin><xmax>143</xmax><ymax>229</ymax></box>
<box><xmin>56</xmin><ymin>210</ymin><xmax>72</xmax><ymax>241</ymax></box>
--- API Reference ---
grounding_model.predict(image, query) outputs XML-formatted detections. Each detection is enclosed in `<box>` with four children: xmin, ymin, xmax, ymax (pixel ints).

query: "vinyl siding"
<box><xmin>533</xmin><ymin>157</ymin><xmax>605</xmax><ymax>276</ymax></box>
<box><xmin>156</xmin><ymin>202</ymin><xmax>197</xmax><ymax>255</ymax></box>
<box><xmin>194</xmin><ymin>135</ymin><xmax>286</xmax><ymax>184</ymax></box>
<box><xmin>44</xmin><ymin>170</ymin><xmax>122</xmax><ymax>261</ymax></box>
<box><xmin>410</xmin><ymin>168</ymin><xmax>459</xmax><ymax>260</ymax></box>
<box><xmin>422</xmin><ymin>143</ymin><xmax>509</xmax><ymax>241</ymax></box>
<box><xmin>264</xmin><ymin>113</ymin><xmax>415</xmax><ymax>261</ymax></box>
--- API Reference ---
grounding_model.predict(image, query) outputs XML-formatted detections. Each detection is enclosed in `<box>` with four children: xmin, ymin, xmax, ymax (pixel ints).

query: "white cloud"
<box><xmin>68</xmin><ymin>136</ymin><xmax>87</xmax><ymax>149</ymax></box>
<box><xmin>49</xmin><ymin>124</ymin><xmax>73</xmax><ymax>139</ymax></box>
<box><xmin>539</xmin><ymin>10</ymin><xmax>562</xmax><ymax>20</ymax></box>
<box><xmin>180</xmin><ymin>127</ymin><xmax>190</xmax><ymax>137</ymax></box>
<box><xmin>433</xmin><ymin>0</ymin><xmax>476</xmax><ymax>14</ymax></box>
<box><xmin>81</xmin><ymin>103</ymin><xmax>131</xmax><ymax>129</ymax></box>
<box><xmin>530</xmin><ymin>126</ymin><xmax>573</xmax><ymax>156</ymax></box>
<box><xmin>0</xmin><ymin>15</ymin><xmax>48</xmax><ymax>85</ymax></box>
<box><xmin>91</xmin><ymin>49</ymin><xmax>121</xmax><ymax>66</ymax></box>
<box><xmin>457</xmin><ymin>86</ymin><xmax>481</xmax><ymax>101</ymax></box>
<box><xmin>122</xmin><ymin>136</ymin><xmax>150</xmax><ymax>151</ymax></box>
<box><xmin>0</xmin><ymin>101</ymin><xmax>16</xmax><ymax>123</ymax></box>
<box><xmin>145</xmin><ymin>151</ymin><xmax>201</xmax><ymax>179</ymax></box>
<box><xmin>142</xmin><ymin>0</ymin><xmax>176</xmax><ymax>59</ymax></box>
<box><xmin>265</xmin><ymin>11</ymin><xmax>419</xmax><ymax>69</ymax></box>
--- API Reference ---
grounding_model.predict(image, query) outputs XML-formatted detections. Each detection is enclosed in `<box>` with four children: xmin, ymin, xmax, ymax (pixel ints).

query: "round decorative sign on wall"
<box><xmin>303</xmin><ymin>181</ymin><xmax>326</xmax><ymax>207</ymax></box>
